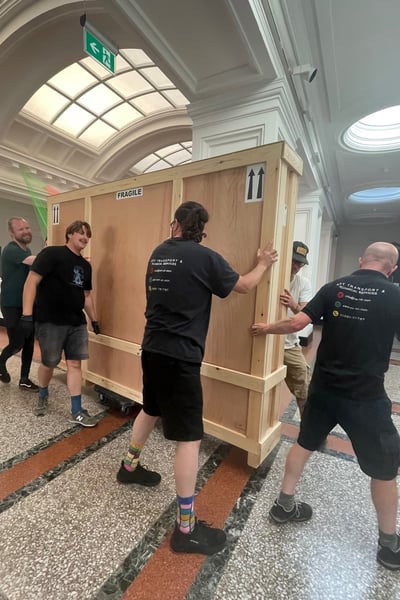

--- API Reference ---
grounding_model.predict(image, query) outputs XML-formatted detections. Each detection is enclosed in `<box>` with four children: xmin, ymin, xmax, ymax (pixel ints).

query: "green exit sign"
<box><xmin>84</xmin><ymin>28</ymin><xmax>115</xmax><ymax>74</ymax></box>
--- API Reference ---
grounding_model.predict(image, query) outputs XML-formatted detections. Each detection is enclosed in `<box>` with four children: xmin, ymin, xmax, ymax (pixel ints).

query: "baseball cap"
<box><xmin>293</xmin><ymin>241</ymin><xmax>309</xmax><ymax>264</ymax></box>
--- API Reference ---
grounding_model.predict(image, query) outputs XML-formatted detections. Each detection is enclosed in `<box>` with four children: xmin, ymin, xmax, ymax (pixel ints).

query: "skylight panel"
<box><xmin>343</xmin><ymin>105</ymin><xmax>400</xmax><ymax>152</ymax></box>
<box><xmin>141</xmin><ymin>67</ymin><xmax>174</xmax><ymax>88</ymax></box>
<box><xmin>156</xmin><ymin>144</ymin><xmax>183</xmax><ymax>158</ymax></box>
<box><xmin>49</xmin><ymin>64</ymin><xmax>97</xmax><ymax>98</ymax></box>
<box><xmin>133</xmin><ymin>154</ymin><xmax>158</xmax><ymax>171</ymax></box>
<box><xmin>102</xmin><ymin>104</ymin><xmax>142</xmax><ymax>129</ymax></box>
<box><xmin>23</xmin><ymin>86</ymin><xmax>70</xmax><ymax>123</ymax></box>
<box><xmin>53</xmin><ymin>104</ymin><xmax>96</xmax><ymax>136</ymax></box>
<box><xmin>131</xmin><ymin>143</ymin><xmax>193</xmax><ymax>173</ymax></box>
<box><xmin>79</xmin><ymin>120</ymin><xmax>116</xmax><ymax>146</ymax></box>
<box><xmin>78</xmin><ymin>83</ymin><xmax>122</xmax><ymax>116</ymax></box>
<box><xmin>106</xmin><ymin>71</ymin><xmax>154</xmax><ymax>98</ymax></box>
<box><xmin>20</xmin><ymin>48</ymin><xmax>190</xmax><ymax>150</ymax></box>
<box><xmin>79</xmin><ymin>56</ymin><xmax>112</xmax><ymax>79</ymax></box>
<box><xmin>167</xmin><ymin>149</ymin><xmax>192</xmax><ymax>165</ymax></box>
<box><xmin>349</xmin><ymin>188</ymin><xmax>400</xmax><ymax>203</ymax></box>
<box><xmin>146</xmin><ymin>159</ymin><xmax>171</xmax><ymax>172</ymax></box>
<box><xmin>163</xmin><ymin>89</ymin><xmax>189</xmax><ymax>107</ymax></box>
<box><xmin>131</xmin><ymin>92</ymin><xmax>172</xmax><ymax>114</ymax></box>
<box><xmin>120</xmin><ymin>48</ymin><xmax>154</xmax><ymax>67</ymax></box>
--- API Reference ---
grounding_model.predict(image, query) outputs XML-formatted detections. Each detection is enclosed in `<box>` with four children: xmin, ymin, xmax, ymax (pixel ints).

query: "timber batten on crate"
<box><xmin>47</xmin><ymin>141</ymin><xmax>302</xmax><ymax>466</ymax></box>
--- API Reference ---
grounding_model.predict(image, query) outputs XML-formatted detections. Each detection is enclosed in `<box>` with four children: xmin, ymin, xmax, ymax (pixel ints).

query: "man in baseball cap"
<box><xmin>278</xmin><ymin>241</ymin><xmax>312</xmax><ymax>417</ymax></box>
<box><xmin>293</xmin><ymin>241</ymin><xmax>309</xmax><ymax>265</ymax></box>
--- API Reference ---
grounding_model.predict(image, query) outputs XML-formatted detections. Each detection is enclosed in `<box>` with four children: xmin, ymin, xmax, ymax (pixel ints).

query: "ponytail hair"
<box><xmin>174</xmin><ymin>201</ymin><xmax>208</xmax><ymax>243</ymax></box>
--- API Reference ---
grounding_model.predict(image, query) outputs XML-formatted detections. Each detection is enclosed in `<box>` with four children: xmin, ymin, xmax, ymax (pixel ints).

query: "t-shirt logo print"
<box><xmin>72</xmin><ymin>266</ymin><xmax>85</xmax><ymax>287</ymax></box>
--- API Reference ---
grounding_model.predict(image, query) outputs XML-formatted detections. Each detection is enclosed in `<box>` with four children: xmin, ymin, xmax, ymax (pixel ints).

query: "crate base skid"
<box><xmin>95</xmin><ymin>385</ymin><xmax>137</xmax><ymax>415</ymax></box>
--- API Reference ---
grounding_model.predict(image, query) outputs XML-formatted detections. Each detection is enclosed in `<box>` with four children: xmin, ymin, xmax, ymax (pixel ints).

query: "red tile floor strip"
<box><xmin>121</xmin><ymin>446</ymin><xmax>252</xmax><ymax>600</ymax></box>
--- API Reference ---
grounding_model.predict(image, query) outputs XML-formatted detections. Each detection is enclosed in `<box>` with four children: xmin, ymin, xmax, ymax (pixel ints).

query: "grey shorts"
<box><xmin>35</xmin><ymin>322</ymin><xmax>89</xmax><ymax>367</ymax></box>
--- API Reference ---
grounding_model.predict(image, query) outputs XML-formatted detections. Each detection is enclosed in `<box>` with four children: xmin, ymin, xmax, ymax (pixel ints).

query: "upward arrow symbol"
<box><xmin>247</xmin><ymin>169</ymin><xmax>255</xmax><ymax>200</ymax></box>
<box><xmin>90</xmin><ymin>42</ymin><xmax>100</xmax><ymax>54</ymax></box>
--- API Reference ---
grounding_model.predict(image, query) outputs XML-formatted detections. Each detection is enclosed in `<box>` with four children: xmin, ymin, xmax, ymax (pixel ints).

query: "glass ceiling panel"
<box><xmin>49</xmin><ymin>63</ymin><xmax>97</xmax><ymax>98</ymax></box>
<box><xmin>343</xmin><ymin>105</ymin><xmax>400</xmax><ymax>152</ymax></box>
<box><xmin>349</xmin><ymin>187</ymin><xmax>400</xmax><ymax>203</ymax></box>
<box><xmin>53</xmin><ymin>104</ymin><xmax>96</xmax><ymax>136</ymax></box>
<box><xmin>120</xmin><ymin>48</ymin><xmax>154</xmax><ymax>67</ymax></box>
<box><xmin>106</xmin><ymin>71</ymin><xmax>153</xmax><ymax>98</ymax></box>
<box><xmin>78</xmin><ymin>83</ymin><xmax>122</xmax><ymax>116</ymax></box>
<box><xmin>163</xmin><ymin>89</ymin><xmax>189</xmax><ymax>107</ymax></box>
<box><xmin>21</xmin><ymin>47</ymin><xmax>191</xmax><ymax>149</ymax></box>
<box><xmin>79</xmin><ymin>120</ymin><xmax>116</xmax><ymax>147</ymax></box>
<box><xmin>23</xmin><ymin>86</ymin><xmax>70</xmax><ymax>122</ymax></box>
<box><xmin>102</xmin><ymin>103</ymin><xmax>142</xmax><ymax>128</ymax></box>
<box><xmin>167</xmin><ymin>149</ymin><xmax>192</xmax><ymax>165</ymax></box>
<box><xmin>147</xmin><ymin>159</ymin><xmax>171</xmax><ymax>172</ymax></box>
<box><xmin>131</xmin><ymin>142</ymin><xmax>193</xmax><ymax>174</ymax></box>
<box><xmin>157</xmin><ymin>144</ymin><xmax>183</xmax><ymax>158</ymax></box>
<box><xmin>131</xmin><ymin>92</ymin><xmax>172</xmax><ymax>114</ymax></box>
<box><xmin>141</xmin><ymin>67</ymin><xmax>174</xmax><ymax>88</ymax></box>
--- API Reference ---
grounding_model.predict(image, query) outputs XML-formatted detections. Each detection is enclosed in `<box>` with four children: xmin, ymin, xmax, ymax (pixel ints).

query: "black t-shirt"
<box><xmin>0</xmin><ymin>241</ymin><xmax>31</xmax><ymax>307</ymax></box>
<box><xmin>31</xmin><ymin>246</ymin><xmax>92</xmax><ymax>326</ymax></box>
<box><xmin>142</xmin><ymin>238</ymin><xmax>239</xmax><ymax>362</ymax></box>
<box><xmin>303</xmin><ymin>269</ymin><xmax>400</xmax><ymax>398</ymax></box>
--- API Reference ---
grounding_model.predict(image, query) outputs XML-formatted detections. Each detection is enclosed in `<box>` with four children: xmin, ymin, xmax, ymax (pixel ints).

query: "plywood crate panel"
<box><xmin>48</xmin><ymin>141</ymin><xmax>302</xmax><ymax>466</ymax></box>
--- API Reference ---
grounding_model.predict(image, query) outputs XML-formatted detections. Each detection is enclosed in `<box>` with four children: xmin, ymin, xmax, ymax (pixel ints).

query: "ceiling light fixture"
<box><xmin>292</xmin><ymin>64</ymin><xmax>318</xmax><ymax>83</ymax></box>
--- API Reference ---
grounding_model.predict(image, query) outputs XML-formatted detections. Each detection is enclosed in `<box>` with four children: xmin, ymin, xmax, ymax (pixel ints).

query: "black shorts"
<box><xmin>298</xmin><ymin>380</ymin><xmax>400</xmax><ymax>480</ymax></box>
<box><xmin>141</xmin><ymin>350</ymin><xmax>203</xmax><ymax>442</ymax></box>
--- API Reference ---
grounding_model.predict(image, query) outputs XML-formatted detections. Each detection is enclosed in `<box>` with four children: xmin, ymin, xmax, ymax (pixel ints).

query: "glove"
<box><xmin>20</xmin><ymin>315</ymin><xmax>34</xmax><ymax>338</ymax></box>
<box><xmin>91</xmin><ymin>321</ymin><xmax>100</xmax><ymax>335</ymax></box>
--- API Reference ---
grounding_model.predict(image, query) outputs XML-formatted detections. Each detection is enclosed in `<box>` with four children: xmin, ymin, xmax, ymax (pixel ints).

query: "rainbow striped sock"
<box><xmin>176</xmin><ymin>494</ymin><xmax>195</xmax><ymax>533</ymax></box>
<box><xmin>123</xmin><ymin>441</ymin><xmax>143</xmax><ymax>472</ymax></box>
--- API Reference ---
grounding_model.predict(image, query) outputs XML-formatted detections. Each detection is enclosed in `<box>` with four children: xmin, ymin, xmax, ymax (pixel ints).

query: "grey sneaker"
<box><xmin>269</xmin><ymin>499</ymin><xmax>312</xmax><ymax>524</ymax></box>
<box><xmin>69</xmin><ymin>410</ymin><xmax>97</xmax><ymax>427</ymax></box>
<box><xmin>34</xmin><ymin>395</ymin><xmax>48</xmax><ymax>417</ymax></box>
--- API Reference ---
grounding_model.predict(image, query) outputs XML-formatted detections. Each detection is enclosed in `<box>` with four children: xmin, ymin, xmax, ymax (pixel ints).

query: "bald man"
<box><xmin>252</xmin><ymin>242</ymin><xmax>400</xmax><ymax>571</ymax></box>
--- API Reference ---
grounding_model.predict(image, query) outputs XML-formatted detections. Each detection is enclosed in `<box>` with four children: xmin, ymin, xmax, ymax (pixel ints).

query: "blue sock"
<box><xmin>39</xmin><ymin>386</ymin><xmax>48</xmax><ymax>398</ymax></box>
<box><xmin>71</xmin><ymin>395</ymin><xmax>82</xmax><ymax>415</ymax></box>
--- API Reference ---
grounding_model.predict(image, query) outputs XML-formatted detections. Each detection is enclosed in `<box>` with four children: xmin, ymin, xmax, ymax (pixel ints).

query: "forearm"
<box><xmin>263</xmin><ymin>317</ymin><xmax>300</xmax><ymax>335</ymax></box>
<box><xmin>84</xmin><ymin>294</ymin><xmax>97</xmax><ymax>321</ymax></box>
<box><xmin>234</xmin><ymin>263</ymin><xmax>267</xmax><ymax>294</ymax></box>
<box><xmin>292</xmin><ymin>301</ymin><xmax>307</xmax><ymax>314</ymax></box>
<box><xmin>22</xmin><ymin>274</ymin><xmax>40</xmax><ymax>315</ymax></box>
<box><xmin>252</xmin><ymin>312</ymin><xmax>312</xmax><ymax>336</ymax></box>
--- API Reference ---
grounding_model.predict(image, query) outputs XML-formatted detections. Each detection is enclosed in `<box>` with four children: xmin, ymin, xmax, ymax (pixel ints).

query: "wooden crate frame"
<box><xmin>47</xmin><ymin>141</ymin><xmax>302</xmax><ymax>466</ymax></box>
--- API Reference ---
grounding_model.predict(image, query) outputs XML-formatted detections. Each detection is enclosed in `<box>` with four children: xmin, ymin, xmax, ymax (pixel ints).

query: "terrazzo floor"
<box><xmin>1</xmin><ymin>328</ymin><xmax>400</xmax><ymax>599</ymax></box>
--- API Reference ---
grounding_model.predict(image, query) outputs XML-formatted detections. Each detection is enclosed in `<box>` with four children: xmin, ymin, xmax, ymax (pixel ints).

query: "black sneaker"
<box><xmin>269</xmin><ymin>499</ymin><xmax>313</xmax><ymax>524</ymax></box>
<box><xmin>0</xmin><ymin>363</ymin><xmax>10</xmax><ymax>384</ymax></box>
<box><xmin>170</xmin><ymin>519</ymin><xmax>227</xmax><ymax>555</ymax></box>
<box><xmin>19</xmin><ymin>378</ymin><xmax>39</xmax><ymax>391</ymax></box>
<box><xmin>116</xmin><ymin>461</ymin><xmax>161</xmax><ymax>486</ymax></box>
<box><xmin>377</xmin><ymin>537</ymin><xmax>400</xmax><ymax>570</ymax></box>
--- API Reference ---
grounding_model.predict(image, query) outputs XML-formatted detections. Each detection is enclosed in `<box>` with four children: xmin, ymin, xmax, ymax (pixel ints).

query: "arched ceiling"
<box><xmin>1</xmin><ymin>0</ymin><xmax>399</xmax><ymax>226</ymax></box>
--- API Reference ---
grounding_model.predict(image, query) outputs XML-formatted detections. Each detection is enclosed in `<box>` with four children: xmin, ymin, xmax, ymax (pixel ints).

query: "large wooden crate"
<box><xmin>48</xmin><ymin>142</ymin><xmax>302</xmax><ymax>466</ymax></box>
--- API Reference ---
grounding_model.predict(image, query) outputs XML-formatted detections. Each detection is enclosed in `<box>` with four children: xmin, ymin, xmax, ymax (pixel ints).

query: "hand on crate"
<box><xmin>257</xmin><ymin>241</ymin><xmax>278</xmax><ymax>269</ymax></box>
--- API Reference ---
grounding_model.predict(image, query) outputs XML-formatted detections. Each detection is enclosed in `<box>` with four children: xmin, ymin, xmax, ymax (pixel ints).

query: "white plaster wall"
<box><xmin>334</xmin><ymin>224</ymin><xmax>400</xmax><ymax>278</ymax></box>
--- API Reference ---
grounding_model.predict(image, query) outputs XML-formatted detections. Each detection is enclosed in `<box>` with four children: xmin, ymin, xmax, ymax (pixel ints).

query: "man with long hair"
<box><xmin>117</xmin><ymin>201</ymin><xmax>278</xmax><ymax>555</ymax></box>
